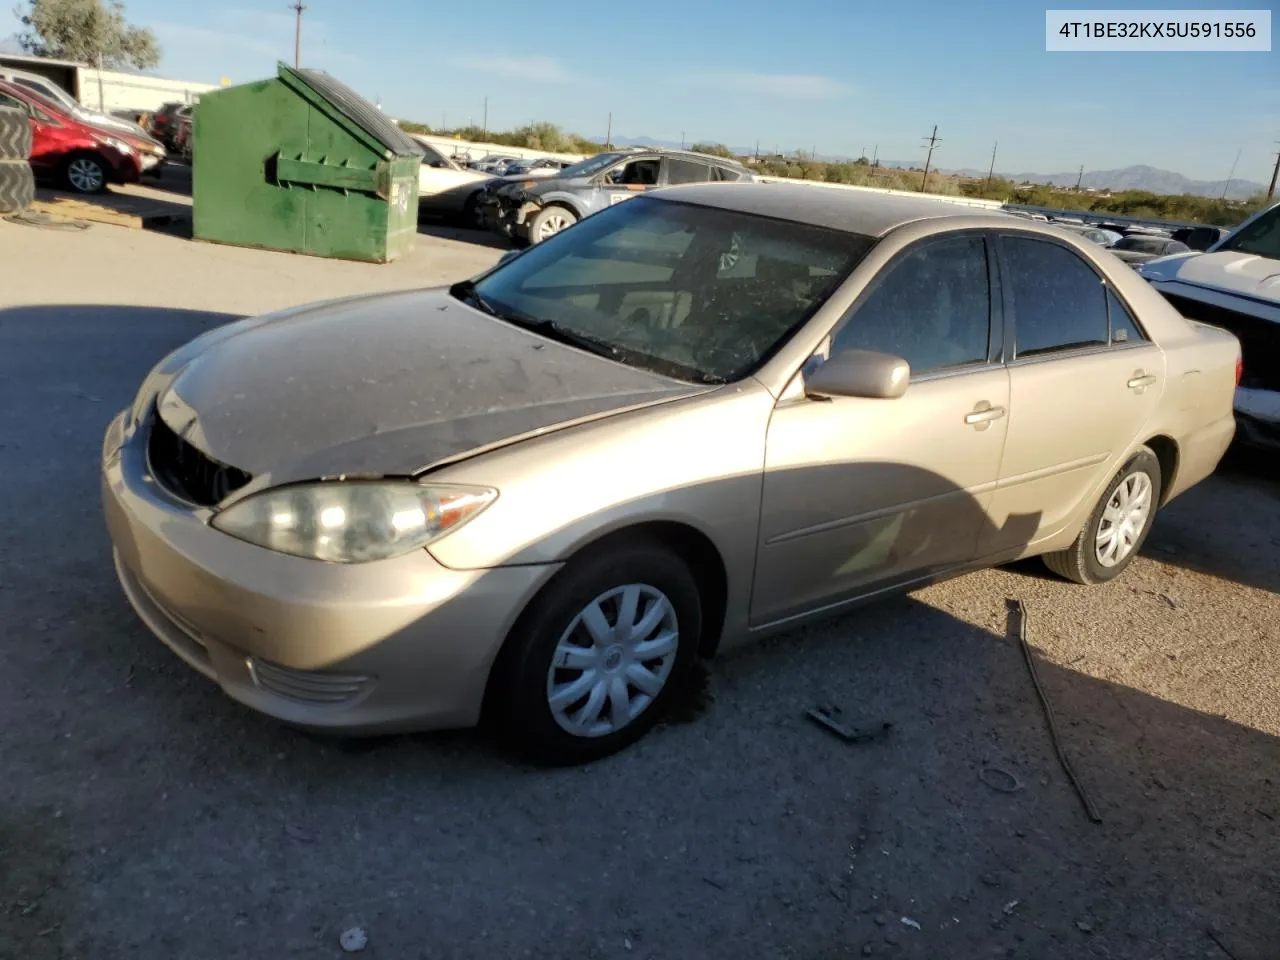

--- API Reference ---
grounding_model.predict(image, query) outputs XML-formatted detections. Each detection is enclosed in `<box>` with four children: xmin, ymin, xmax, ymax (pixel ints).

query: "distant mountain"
<box><xmin>598</xmin><ymin>139</ymin><xmax>1266</xmax><ymax>201</ymax></box>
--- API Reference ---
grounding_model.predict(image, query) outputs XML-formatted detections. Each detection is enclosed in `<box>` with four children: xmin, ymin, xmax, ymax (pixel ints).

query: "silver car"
<box><xmin>477</xmin><ymin>148</ymin><xmax>756</xmax><ymax>245</ymax></box>
<box><xmin>102</xmin><ymin>184</ymin><xmax>1239</xmax><ymax>766</ymax></box>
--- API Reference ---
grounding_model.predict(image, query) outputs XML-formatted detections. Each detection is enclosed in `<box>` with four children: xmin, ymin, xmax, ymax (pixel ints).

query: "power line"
<box><xmin>920</xmin><ymin>124</ymin><xmax>941</xmax><ymax>192</ymax></box>
<box><xmin>288</xmin><ymin>2</ymin><xmax>305</xmax><ymax>69</ymax></box>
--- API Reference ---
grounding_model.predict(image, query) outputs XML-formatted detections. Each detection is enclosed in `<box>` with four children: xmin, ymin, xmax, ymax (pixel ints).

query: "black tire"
<box><xmin>0</xmin><ymin>107</ymin><xmax>32</xmax><ymax>161</ymax></box>
<box><xmin>0</xmin><ymin>160</ymin><xmax>34</xmax><ymax>214</ymax></box>
<box><xmin>489</xmin><ymin>539</ymin><xmax>702</xmax><ymax>766</ymax></box>
<box><xmin>1043</xmin><ymin>446</ymin><xmax>1162</xmax><ymax>585</ymax></box>
<box><xmin>527</xmin><ymin>204</ymin><xmax>578</xmax><ymax>244</ymax></box>
<box><xmin>61</xmin><ymin>152</ymin><xmax>109</xmax><ymax>194</ymax></box>
<box><xmin>459</xmin><ymin>191</ymin><xmax>481</xmax><ymax>229</ymax></box>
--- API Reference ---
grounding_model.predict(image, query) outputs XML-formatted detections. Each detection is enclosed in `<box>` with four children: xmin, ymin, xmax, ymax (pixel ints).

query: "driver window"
<box><xmin>829</xmin><ymin>235</ymin><xmax>992</xmax><ymax>377</ymax></box>
<box><xmin>609</xmin><ymin>159</ymin><xmax>660</xmax><ymax>186</ymax></box>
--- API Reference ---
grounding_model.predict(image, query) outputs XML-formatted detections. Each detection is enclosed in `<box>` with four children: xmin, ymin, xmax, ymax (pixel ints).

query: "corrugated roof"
<box><xmin>285</xmin><ymin>65</ymin><xmax>424</xmax><ymax>158</ymax></box>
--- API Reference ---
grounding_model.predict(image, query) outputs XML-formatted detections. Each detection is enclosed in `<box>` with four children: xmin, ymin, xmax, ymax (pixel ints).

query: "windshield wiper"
<box><xmin>449</xmin><ymin>279</ymin><xmax>503</xmax><ymax>318</ymax></box>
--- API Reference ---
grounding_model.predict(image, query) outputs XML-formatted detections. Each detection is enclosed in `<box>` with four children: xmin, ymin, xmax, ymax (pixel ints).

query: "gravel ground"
<box><xmin>0</xmin><ymin>213</ymin><xmax>1277</xmax><ymax>960</ymax></box>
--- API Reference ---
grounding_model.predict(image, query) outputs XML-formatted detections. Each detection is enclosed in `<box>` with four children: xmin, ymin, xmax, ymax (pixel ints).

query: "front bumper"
<box><xmin>101</xmin><ymin>409</ymin><xmax>559</xmax><ymax>734</ymax></box>
<box><xmin>477</xmin><ymin>195</ymin><xmax>538</xmax><ymax>240</ymax></box>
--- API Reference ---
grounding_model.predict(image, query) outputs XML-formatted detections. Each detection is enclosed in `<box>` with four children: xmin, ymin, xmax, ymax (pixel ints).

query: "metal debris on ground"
<box><xmin>979</xmin><ymin>766</ymin><xmax>1023</xmax><ymax>793</ymax></box>
<box><xmin>1010</xmin><ymin>599</ymin><xmax>1103</xmax><ymax>824</ymax></box>
<box><xmin>1002</xmin><ymin>900</ymin><xmax>1020</xmax><ymax>915</ymax></box>
<box><xmin>339</xmin><ymin>927</ymin><xmax>368</xmax><ymax>953</ymax></box>
<box><xmin>4</xmin><ymin>210</ymin><xmax>91</xmax><ymax>230</ymax></box>
<box><xmin>900</xmin><ymin>917</ymin><xmax>921</xmax><ymax>930</ymax></box>
<box><xmin>805</xmin><ymin>705</ymin><xmax>893</xmax><ymax>745</ymax></box>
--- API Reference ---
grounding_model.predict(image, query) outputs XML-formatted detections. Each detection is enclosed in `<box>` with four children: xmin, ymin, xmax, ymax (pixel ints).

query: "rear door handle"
<box><xmin>965</xmin><ymin>402</ymin><xmax>1007</xmax><ymax>427</ymax></box>
<box><xmin>1127</xmin><ymin>371</ymin><xmax>1157</xmax><ymax>391</ymax></box>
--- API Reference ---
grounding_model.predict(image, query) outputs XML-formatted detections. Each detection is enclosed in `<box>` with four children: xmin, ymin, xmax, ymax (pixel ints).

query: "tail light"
<box><xmin>1235</xmin><ymin>354</ymin><xmax>1243</xmax><ymax>386</ymax></box>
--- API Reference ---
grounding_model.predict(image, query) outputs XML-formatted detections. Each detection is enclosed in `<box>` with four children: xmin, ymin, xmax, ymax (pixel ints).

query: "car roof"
<box><xmin>647</xmin><ymin>181</ymin><xmax>1012</xmax><ymax>237</ymax></box>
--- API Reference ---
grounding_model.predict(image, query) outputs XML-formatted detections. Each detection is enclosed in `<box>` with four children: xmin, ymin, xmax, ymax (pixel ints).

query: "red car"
<box><xmin>0</xmin><ymin>79</ymin><xmax>163</xmax><ymax>194</ymax></box>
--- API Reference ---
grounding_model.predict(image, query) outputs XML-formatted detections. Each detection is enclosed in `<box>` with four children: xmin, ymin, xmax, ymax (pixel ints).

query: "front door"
<box><xmin>752</xmin><ymin>232</ymin><xmax>1011</xmax><ymax>625</ymax></box>
<box><xmin>597</xmin><ymin>156</ymin><xmax>660</xmax><ymax>211</ymax></box>
<box><xmin>980</xmin><ymin>234</ymin><xmax>1164</xmax><ymax>557</ymax></box>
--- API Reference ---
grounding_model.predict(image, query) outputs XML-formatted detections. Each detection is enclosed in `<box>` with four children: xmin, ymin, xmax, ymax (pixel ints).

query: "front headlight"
<box><xmin>99</xmin><ymin>135</ymin><xmax>135</xmax><ymax>155</ymax></box>
<box><xmin>210</xmin><ymin>481</ymin><xmax>497</xmax><ymax>563</ymax></box>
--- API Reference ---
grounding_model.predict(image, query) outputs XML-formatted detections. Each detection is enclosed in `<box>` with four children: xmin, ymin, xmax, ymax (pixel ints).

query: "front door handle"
<box><xmin>1127</xmin><ymin>370</ymin><xmax>1157</xmax><ymax>391</ymax></box>
<box><xmin>965</xmin><ymin>401</ymin><xmax>1007</xmax><ymax>429</ymax></box>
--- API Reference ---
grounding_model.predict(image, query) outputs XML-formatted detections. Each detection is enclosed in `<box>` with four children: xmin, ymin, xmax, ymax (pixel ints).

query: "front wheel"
<box><xmin>62</xmin><ymin>153</ymin><xmax>109</xmax><ymax>194</ymax></box>
<box><xmin>528</xmin><ymin>204</ymin><xmax>577</xmax><ymax>244</ymax></box>
<box><xmin>489</xmin><ymin>540</ymin><xmax>702</xmax><ymax>765</ymax></box>
<box><xmin>1043</xmin><ymin>446</ymin><xmax>1162</xmax><ymax>584</ymax></box>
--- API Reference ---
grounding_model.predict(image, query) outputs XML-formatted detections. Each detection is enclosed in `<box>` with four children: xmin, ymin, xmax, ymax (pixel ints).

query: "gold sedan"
<box><xmin>102</xmin><ymin>183</ymin><xmax>1240</xmax><ymax>764</ymax></box>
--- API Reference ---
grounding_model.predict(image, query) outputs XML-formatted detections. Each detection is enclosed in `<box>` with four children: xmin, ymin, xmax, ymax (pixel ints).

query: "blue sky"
<box><xmin>5</xmin><ymin>0</ymin><xmax>1278</xmax><ymax>181</ymax></box>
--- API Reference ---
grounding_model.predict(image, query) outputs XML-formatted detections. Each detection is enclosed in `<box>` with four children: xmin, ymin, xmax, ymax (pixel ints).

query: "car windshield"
<box><xmin>1114</xmin><ymin>236</ymin><xmax>1169</xmax><ymax>254</ymax></box>
<box><xmin>556</xmin><ymin>152</ymin><xmax>627</xmax><ymax>178</ymax></box>
<box><xmin>463</xmin><ymin>196</ymin><xmax>873</xmax><ymax>383</ymax></box>
<box><xmin>1217</xmin><ymin>204</ymin><xmax>1280</xmax><ymax>260</ymax></box>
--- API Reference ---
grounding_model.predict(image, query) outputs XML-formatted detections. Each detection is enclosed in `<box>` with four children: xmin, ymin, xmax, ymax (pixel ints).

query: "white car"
<box><xmin>1137</xmin><ymin>200</ymin><xmax>1280</xmax><ymax>449</ymax></box>
<box><xmin>411</xmin><ymin>137</ymin><xmax>492</xmax><ymax>221</ymax></box>
<box><xmin>0</xmin><ymin>66</ymin><xmax>150</xmax><ymax>140</ymax></box>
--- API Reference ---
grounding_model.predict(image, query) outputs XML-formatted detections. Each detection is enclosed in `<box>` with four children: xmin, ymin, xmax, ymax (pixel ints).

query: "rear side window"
<box><xmin>0</xmin><ymin>92</ymin><xmax>25</xmax><ymax>112</ymax></box>
<box><xmin>1003</xmin><ymin>237</ymin><xmax>1109</xmax><ymax>357</ymax></box>
<box><xmin>663</xmin><ymin>158</ymin><xmax>714</xmax><ymax>185</ymax></box>
<box><xmin>1106</xmin><ymin>289</ymin><xmax>1146</xmax><ymax>344</ymax></box>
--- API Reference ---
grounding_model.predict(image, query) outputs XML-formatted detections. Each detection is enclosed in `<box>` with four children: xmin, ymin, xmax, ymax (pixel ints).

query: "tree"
<box><xmin>16</xmin><ymin>0</ymin><xmax>159</xmax><ymax>70</ymax></box>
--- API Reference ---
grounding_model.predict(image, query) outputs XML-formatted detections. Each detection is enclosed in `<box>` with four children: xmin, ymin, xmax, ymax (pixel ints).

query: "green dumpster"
<box><xmin>192</xmin><ymin>62</ymin><xmax>421</xmax><ymax>263</ymax></box>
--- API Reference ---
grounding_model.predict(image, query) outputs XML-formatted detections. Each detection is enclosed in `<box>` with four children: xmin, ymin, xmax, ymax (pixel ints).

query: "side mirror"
<box><xmin>804</xmin><ymin>349</ymin><xmax>910</xmax><ymax>400</ymax></box>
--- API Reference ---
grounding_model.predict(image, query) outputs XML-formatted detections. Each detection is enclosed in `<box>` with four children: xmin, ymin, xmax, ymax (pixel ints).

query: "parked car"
<box><xmin>1170</xmin><ymin>225</ymin><xmax>1227</xmax><ymax>252</ymax></box>
<box><xmin>478</xmin><ymin>148</ymin><xmax>756</xmax><ymax>245</ymax></box>
<box><xmin>1138</xmin><ymin>200</ymin><xmax>1280</xmax><ymax>449</ymax></box>
<box><xmin>1108</xmin><ymin>234</ymin><xmax>1190</xmax><ymax>265</ymax></box>
<box><xmin>102</xmin><ymin>184</ymin><xmax>1239</xmax><ymax>765</ymax></box>
<box><xmin>501</xmin><ymin>157</ymin><xmax>569</xmax><ymax>178</ymax></box>
<box><xmin>408</xmin><ymin>136</ymin><xmax>492</xmax><ymax>221</ymax></box>
<box><xmin>1057</xmin><ymin>224</ymin><xmax>1120</xmax><ymax>247</ymax></box>
<box><xmin>150</xmin><ymin>101</ymin><xmax>194</xmax><ymax>150</ymax></box>
<box><xmin>0</xmin><ymin>80</ymin><xmax>152</xmax><ymax>193</ymax></box>
<box><xmin>469</xmin><ymin>153</ymin><xmax>520</xmax><ymax>174</ymax></box>
<box><xmin>172</xmin><ymin>113</ymin><xmax>193</xmax><ymax>162</ymax></box>
<box><xmin>0</xmin><ymin>65</ymin><xmax>152</xmax><ymax>141</ymax></box>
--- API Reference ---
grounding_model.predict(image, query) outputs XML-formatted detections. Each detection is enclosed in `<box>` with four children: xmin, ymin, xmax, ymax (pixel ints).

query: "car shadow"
<box><xmin>2</xmin><ymin>303</ymin><xmax>1277</xmax><ymax>959</ymax></box>
<box><xmin>417</xmin><ymin>220</ymin><xmax>508</xmax><ymax>249</ymax></box>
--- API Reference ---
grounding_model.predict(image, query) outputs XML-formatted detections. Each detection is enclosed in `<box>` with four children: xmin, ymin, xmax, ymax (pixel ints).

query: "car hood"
<box><xmin>1139</xmin><ymin>250</ymin><xmax>1280</xmax><ymax>305</ymax></box>
<box><xmin>154</xmin><ymin>288</ymin><xmax>704</xmax><ymax>486</ymax></box>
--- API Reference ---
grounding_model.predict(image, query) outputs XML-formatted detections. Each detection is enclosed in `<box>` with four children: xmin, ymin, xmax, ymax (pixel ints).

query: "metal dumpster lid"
<box><xmin>278</xmin><ymin>62</ymin><xmax>424</xmax><ymax>160</ymax></box>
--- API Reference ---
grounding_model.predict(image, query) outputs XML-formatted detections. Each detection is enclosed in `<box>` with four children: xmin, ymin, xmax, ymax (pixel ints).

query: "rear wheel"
<box><xmin>489</xmin><ymin>539</ymin><xmax>702</xmax><ymax>765</ymax></box>
<box><xmin>62</xmin><ymin>153</ymin><xmax>109</xmax><ymax>194</ymax></box>
<box><xmin>1043</xmin><ymin>446</ymin><xmax>1162</xmax><ymax>584</ymax></box>
<box><xmin>528</xmin><ymin>204</ymin><xmax>577</xmax><ymax>244</ymax></box>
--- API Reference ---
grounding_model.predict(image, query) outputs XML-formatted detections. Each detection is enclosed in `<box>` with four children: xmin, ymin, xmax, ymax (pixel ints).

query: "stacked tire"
<box><xmin>0</xmin><ymin>105</ymin><xmax>35</xmax><ymax>215</ymax></box>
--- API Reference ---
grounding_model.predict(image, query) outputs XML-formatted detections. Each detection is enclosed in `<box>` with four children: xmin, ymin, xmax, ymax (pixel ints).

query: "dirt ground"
<box><xmin>0</xmin><ymin>200</ymin><xmax>1277</xmax><ymax>960</ymax></box>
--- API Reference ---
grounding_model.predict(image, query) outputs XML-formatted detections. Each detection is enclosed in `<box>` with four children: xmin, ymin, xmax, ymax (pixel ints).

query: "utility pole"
<box><xmin>1222</xmin><ymin>148</ymin><xmax>1242</xmax><ymax>201</ymax></box>
<box><xmin>754</xmin><ymin>139</ymin><xmax>759</xmax><ymax>161</ymax></box>
<box><xmin>605</xmin><ymin>112</ymin><xmax>612</xmax><ymax>150</ymax></box>
<box><xmin>986</xmin><ymin>141</ymin><xmax>998</xmax><ymax>187</ymax></box>
<box><xmin>871</xmin><ymin>143</ymin><xmax>878</xmax><ymax>172</ymax></box>
<box><xmin>920</xmin><ymin>124</ymin><xmax>941</xmax><ymax>192</ymax></box>
<box><xmin>681</xmin><ymin>130</ymin><xmax>685</xmax><ymax>148</ymax></box>
<box><xmin>482</xmin><ymin>97</ymin><xmax>488</xmax><ymax>141</ymax></box>
<box><xmin>288</xmin><ymin>1</ymin><xmax>305</xmax><ymax>69</ymax></box>
<box><xmin>1266</xmin><ymin>141</ymin><xmax>1280</xmax><ymax>201</ymax></box>
<box><xmin>1074</xmin><ymin>164</ymin><xmax>1084</xmax><ymax>191</ymax></box>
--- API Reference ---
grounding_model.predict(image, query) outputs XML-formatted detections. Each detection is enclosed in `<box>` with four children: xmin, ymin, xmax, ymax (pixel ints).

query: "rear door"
<box><xmin>979</xmin><ymin>233</ymin><xmax>1164</xmax><ymax>557</ymax></box>
<box><xmin>658</xmin><ymin>156</ymin><xmax>714</xmax><ymax>187</ymax></box>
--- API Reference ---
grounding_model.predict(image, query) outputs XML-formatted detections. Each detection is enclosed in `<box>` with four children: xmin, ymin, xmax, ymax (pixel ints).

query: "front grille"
<box><xmin>246</xmin><ymin>658</ymin><xmax>371</xmax><ymax>706</ymax></box>
<box><xmin>1159</xmin><ymin>292</ymin><xmax>1280</xmax><ymax>391</ymax></box>
<box><xmin>147</xmin><ymin>409</ymin><xmax>252</xmax><ymax>506</ymax></box>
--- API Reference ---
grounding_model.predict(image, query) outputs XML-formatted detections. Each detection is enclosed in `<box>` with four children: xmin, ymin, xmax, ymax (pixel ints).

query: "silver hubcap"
<box><xmin>536</xmin><ymin>213</ymin><xmax>571</xmax><ymax>241</ymax></box>
<box><xmin>1095</xmin><ymin>471</ymin><xmax>1152</xmax><ymax>567</ymax></box>
<box><xmin>68</xmin><ymin>158</ymin><xmax>104</xmax><ymax>192</ymax></box>
<box><xmin>545</xmin><ymin>584</ymin><xmax>679</xmax><ymax>738</ymax></box>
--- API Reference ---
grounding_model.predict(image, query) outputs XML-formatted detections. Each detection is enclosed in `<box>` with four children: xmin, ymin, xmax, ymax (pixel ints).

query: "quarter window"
<box><xmin>1106</xmin><ymin>288</ymin><xmax>1146</xmax><ymax>344</ymax></box>
<box><xmin>830</xmin><ymin>235</ymin><xmax>992</xmax><ymax>376</ymax></box>
<box><xmin>1003</xmin><ymin>237</ymin><xmax>1109</xmax><ymax>357</ymax></box>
